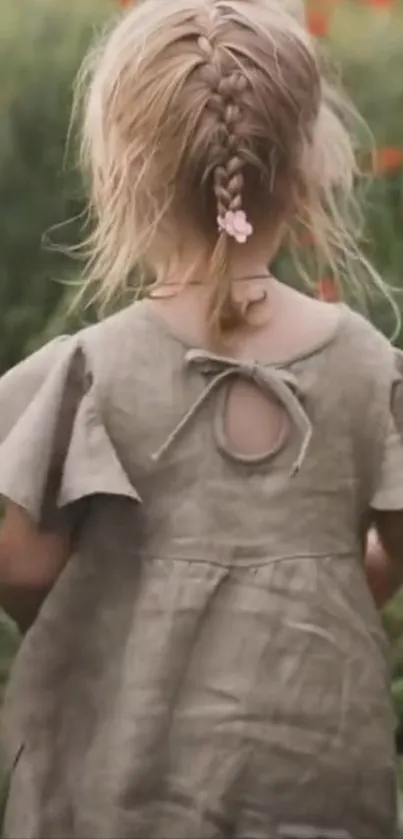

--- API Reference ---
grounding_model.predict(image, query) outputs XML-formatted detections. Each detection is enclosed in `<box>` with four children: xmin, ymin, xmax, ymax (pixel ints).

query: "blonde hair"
<box><xmin>74</xmin><ymin>0</ymin><xmax>390</xmax><ymax>338</ymax></box>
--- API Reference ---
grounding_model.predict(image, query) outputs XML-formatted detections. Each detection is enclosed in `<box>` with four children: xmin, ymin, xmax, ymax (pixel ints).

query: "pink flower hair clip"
<box><xmin>217</xmin><ymin>209</ymin><xmax>253</xmax><ymax>244</ymax></box>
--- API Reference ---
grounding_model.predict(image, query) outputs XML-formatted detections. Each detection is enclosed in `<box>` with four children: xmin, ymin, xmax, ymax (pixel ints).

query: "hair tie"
<box><xmin>217</xmin><ymin>210</ymin><xmax>253</xmax><ymax>244</ymax></box>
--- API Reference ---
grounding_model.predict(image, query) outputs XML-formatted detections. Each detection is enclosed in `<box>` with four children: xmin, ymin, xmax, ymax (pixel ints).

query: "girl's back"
<box><xmin>0</xmin><ymin>295</ymin><xmax>401</xmax><ymax>837</ymax></box>
<box><xmin>0</xmin><ymin>1</ymin><xmax>402</xmax><ymax>836</ymax></box>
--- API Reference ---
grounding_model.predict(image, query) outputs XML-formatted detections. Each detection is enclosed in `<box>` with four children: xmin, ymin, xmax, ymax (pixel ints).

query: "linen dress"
<box><xmin>0</xmin><ymin>300</ymin><xmax>402</xmax><ymax>838</ymax></box>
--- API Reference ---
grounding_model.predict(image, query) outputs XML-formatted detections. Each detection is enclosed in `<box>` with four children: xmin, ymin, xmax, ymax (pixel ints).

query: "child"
<box><xmin>0</xmin><ymin>0</ymin><xmax>402</xmax><ymax>835</ymax></box>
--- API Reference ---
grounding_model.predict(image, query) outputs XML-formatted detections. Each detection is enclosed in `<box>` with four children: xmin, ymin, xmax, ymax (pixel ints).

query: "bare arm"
<box><xmin>365</xmin><ymin>514</ymin><xmax>403</xmax><ymax>609</ymax></box>
<box><xmin>0</xmin><ymin>503</ymin><xmax>70</xmax><ymax>633</ymax></box>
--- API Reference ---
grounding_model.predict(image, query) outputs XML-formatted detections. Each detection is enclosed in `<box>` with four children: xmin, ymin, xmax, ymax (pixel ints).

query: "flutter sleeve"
<box><xmin>370</xmin><ymin>349</ymin><xmax>403</xmax><ymax>512</ymax></box>
<box><xmin>0</xmin><ymin>336</ymin><xmax>140</xmax><ymax>527</ymax></box>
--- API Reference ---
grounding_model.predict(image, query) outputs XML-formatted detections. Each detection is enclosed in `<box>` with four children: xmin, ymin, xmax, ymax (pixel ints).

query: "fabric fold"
<box><xmin>370</xmin><ymin>348</ymin><xmax>403</xmax><ymax>511</ymax></box>
<box><xmin>0</xmin><ymin>338</ymin><xmax>140</xmax><ymax>525</ymax></box>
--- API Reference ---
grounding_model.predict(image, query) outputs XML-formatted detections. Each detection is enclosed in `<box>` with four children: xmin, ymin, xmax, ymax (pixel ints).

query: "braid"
<box><xmin>211</xmin><ymin>76</ymin><xmax>248</xmax><ymax>221</ymax></box>
<box><xmin>197</xmin><ymin>36</ymin><xmax>248</xmax><ymax>224</ymax></box>
<box><xmin>197</xmin><ymin>35</ymin><xmax>251</xmax><ymax>339</ymax></box>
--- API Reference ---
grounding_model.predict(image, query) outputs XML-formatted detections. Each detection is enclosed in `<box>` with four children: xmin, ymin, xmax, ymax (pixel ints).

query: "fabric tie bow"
<box><xmin>152</xmin><ymin>349</ymin><xmax>312</xmax><ymax>474</ymax></box>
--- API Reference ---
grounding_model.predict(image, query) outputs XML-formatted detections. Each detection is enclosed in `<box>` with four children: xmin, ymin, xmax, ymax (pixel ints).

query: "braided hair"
<box><xmin>197</xmin><ymin>34</ymin><xmax>252</xmax><ymax>334</ymax></box>
<box><xmin>78</xmin><ymin>0</ymin><xmax>372</xmax><ymax>344</ymax></box>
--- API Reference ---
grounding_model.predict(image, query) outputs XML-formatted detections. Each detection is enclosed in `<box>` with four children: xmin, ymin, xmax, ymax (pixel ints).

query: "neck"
<box><xmin>161</xmin><ymin>254</ymin><xmax>272</xmax><ymax>288</ymax></box>
<box><xmin>225</xmin><ymin>239</ymin><xmax>275</xmax><ymax>282</ymax></box>
<box><xmin>157</xmin><ymin>228</ymin><xmax>280</xmax><ymax>289</ymax></box>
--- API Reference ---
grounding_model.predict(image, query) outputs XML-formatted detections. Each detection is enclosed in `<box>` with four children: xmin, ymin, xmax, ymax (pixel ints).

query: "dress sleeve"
<box><xmin>0</xmin><ymin>336</ymin><xmax>140</xmax><ymax>527</ymax></box>
<box><xmin>371</xmin><ymin>349</ymin><xmax>403</xmax><ymax>512</ymax></box>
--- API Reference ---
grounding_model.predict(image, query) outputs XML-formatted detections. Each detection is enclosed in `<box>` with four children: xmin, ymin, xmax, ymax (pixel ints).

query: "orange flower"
<box><xmin>306</xmin><ymin>10</ymin><xmax>330</xmax><ymax>37</ymax></box>
<box><xmin>372</xmin><ymin>147</ymin><xmax>403</xmax><ymax>174</ymax></box>
<box><xmin>316</xmin><ymin>278</ymin><xmax>339</xmax><ymax>303</ymax></box>
<box><xmin>364</xmin><ymin>0</ymin><xmax>394</xmax><ymax>7</ymax></box>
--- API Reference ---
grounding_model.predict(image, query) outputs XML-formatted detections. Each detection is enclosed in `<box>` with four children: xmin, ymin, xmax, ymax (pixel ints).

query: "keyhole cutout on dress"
<box><xmin>219</xmin><ymin>377</ymin><xmax>290</xmax><ymax>461</ymax></box>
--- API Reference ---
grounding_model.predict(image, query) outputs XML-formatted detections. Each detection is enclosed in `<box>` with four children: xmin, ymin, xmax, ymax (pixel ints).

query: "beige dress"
<box><xmin>0</xmin><ymin>300</ymin><xmax>402</xmax><ymax>838</ymax></box>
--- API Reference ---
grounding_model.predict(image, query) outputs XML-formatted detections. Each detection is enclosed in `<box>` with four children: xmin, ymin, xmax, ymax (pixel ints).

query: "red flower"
<box><xmin>364</xmin><ymin>0</ymin><xmax>394</xmax><ymax>7</ymax></box>
<box><xmin>306</xmin><ymin>10</ymin><xmax>330</xmax><ymax>37</ymax></box>
<box><xmin>316</xmin><ymin>277</ymin><xmax>339</xmax><ymax>303</ymax></box>
<box><xmin>372</xmin><ymin>147</ymin><xmax>403</xmax><ymax>174</ymax></box>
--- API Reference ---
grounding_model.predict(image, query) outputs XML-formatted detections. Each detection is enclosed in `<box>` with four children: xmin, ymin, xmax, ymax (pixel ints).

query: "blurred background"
<box><xmin>1</xmin><ymin>0</ymin><xmax>403</xmax><ymax>804</ymax></box>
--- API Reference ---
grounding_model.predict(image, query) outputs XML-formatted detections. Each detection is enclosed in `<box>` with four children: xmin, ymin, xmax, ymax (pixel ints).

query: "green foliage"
<box><xmin>330</xmin><ymin>1</ymin><xmax>403</xmax><ymax>340</ymax></box>
<box><xmin>383</xmin><ymin>595</ymin><xmax>403</xmax><ymax>723</ymax></box>
<box><xmin>0</xmin><ymin>0</ymin><xmax>112</xmax><ymax>712</ymax></box>
<box><xmin>277</xmin><ymin>2</ymin><xmax>403</xmax><ymax>340</ymax></box>
<box><xmin>0</xmin><ymin>613</ymin><xmax>19</xmax><ymax>706</ymax></box>
<box><xmin>0</xmin><ymin>0</ymin><xmax>112</xmax><ymax>374</ymax></box>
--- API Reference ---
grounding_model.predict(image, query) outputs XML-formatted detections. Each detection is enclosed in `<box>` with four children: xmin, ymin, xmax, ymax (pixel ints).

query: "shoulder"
<box><xmin>0</xmin><ymin>336</ymin><xmax>74</xmax><ymax>442</ymax></box>
<box><xmin>78</xmin><ymin>301</ymin><xmax>156</xmax><ymax>377</ymax></box>
<box><xmin>0</xmin><ymin>303</ymin><xmax>152</xmax><ymax>441</ymax></box>
<box><xmin>289</xmin><ymin>301</ymin><xmax>399</xmax><ymax>431</ymax></box>
<box><xmin>274</xmin><ymin>286</ymin><xmax>395</xmax><ymax>381</ymax></box>
<box><xmin>290</xmin><ymin>298</ymin><xmax>395</xmax><ymax>384</ymax></box>
<box><xmin>0</xmin><ymin>335</ymin><xmax>72</xmax><ymax>392</ymax></box>
<box><xmin>0</xmin><ymin>312</ymin><xmax>142</xmax><ymax>524</ymax></box>
<box><xmin>338</xmin><ymin>305</ymin><xmax>393</xmax><ymax>353</ymax></box>
<box><xmin>325</xmin><ymin>307</ymin><xmax>401</xmax><ymax>443</ymax></box>
<box><xmin>334</xmin><ymin>306</ymin><xmax>397</xmax><ymax>387</ymax></box>
<box><xmin>296</xmin><ymin>293</ymin><xmax>394</xmax><ymax>368</ymax></box>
